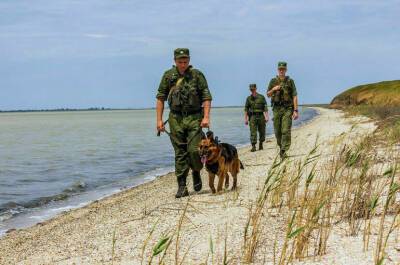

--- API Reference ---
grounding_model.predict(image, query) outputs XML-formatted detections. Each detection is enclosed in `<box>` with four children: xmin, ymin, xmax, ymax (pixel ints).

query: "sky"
<box><xmin>0</xmin><ymin>0</ymin><xmax>399</xmax><ymax>110</ymax></box>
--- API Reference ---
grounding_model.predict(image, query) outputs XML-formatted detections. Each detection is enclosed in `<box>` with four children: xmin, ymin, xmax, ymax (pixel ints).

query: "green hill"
<box><xmin>330</xmin><ymin>80</ymin><xmax>400</xmax><ymax>108</ymax></box>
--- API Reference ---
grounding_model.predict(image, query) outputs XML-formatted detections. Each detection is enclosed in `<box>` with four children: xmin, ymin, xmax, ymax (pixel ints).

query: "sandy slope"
<box><xmin>0</xmin><ymin>108</ymin><xmax>398</xmax><ymax>265</ymax></box>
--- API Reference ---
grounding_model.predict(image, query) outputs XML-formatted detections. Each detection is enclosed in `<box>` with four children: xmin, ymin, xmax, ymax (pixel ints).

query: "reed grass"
<box><xmin>138</xmin><ymin>121</ymin><xmax>398</xmax><ymax>264</ymax></box>
<box><xmin>240</xmin><ymin>131</ymin><xmax>399</xmax><ymax>264</ymax></box>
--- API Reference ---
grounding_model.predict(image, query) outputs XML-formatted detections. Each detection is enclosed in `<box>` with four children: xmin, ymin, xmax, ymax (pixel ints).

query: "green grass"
<box><xmin>331</xmin><ymin>80</ymin><xmax>400</xmax><ymax>143</ymax></box>
<box><xmin>331</xmin><ymin>80</ymin><xmax>400</xmax><ymax>107</ymax></box>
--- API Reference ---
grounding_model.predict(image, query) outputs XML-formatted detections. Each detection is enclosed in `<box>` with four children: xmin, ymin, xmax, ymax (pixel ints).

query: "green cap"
<box><xmin>249</xmin><ymin>83</ymin><xmax>257</xmax><ymax>89</ymax></box>
<box><xmin>174</xmin><ymin>48</ymin><xmax>190</xmax><ymax>59</ymax></box>
<box><xmin>278</xmin><ymin>61</ymin><xmax>287</xmax><ymax>69</ymax></box>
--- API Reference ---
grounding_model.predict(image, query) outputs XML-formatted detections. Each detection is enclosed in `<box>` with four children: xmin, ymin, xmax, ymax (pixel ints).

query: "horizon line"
<box><xmin>0</xmin><ymin>103</ymin><xmax>329</xmax><ymax>113</ymax></box>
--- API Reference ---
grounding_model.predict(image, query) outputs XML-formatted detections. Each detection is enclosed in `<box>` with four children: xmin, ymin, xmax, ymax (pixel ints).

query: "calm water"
<box><xmin>0</xmin><ymin>107</ymin><xmax>317</xmax><ymax>234</ymax></box>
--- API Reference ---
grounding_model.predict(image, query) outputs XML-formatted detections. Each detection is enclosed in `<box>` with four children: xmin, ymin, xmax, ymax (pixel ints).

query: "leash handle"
<box><xmin>156</xmin><ymin>119</ymin><xmax>169</xmax><ymax>137</ymax></box>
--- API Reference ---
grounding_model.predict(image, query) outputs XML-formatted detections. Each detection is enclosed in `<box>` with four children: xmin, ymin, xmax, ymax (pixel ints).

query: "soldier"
<box><xmin>267</xmin><ymin>62</ymin><xmax>299</xmax><ymax>159</ymax></box>
<box><xmin>244</xmin><ymin>84</ymin><xmax>269</xmax><ymax>152</ymax></box>
<box><xmin>156</xmin><ymin>48</ymin><xmax>212</xmax><ymax>198</ymax></box>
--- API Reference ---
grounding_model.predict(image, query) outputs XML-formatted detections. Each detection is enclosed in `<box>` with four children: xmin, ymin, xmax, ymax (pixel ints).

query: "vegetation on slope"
<box><xmin>331</xmin><ymin>80</ymin><xmax>400</xmax><ymax>108</ymax></box>
<box><xmin>331</xmin><ymin>80</ymin><xmax>400</xmax><ymax>144</ymax></box>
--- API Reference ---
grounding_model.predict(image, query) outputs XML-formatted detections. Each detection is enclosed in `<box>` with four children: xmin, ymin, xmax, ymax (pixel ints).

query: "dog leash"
<box><xmin>157</xmin><ymin>119</ymin><xmax>204</xmax><ymax>146</ymax></box>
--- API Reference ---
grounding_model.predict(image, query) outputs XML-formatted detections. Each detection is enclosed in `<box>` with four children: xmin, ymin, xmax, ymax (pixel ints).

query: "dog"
<box><xmin>199</xmin><ymin>131</ymin><xmax>244</xmax><ymax>193</ymax></box>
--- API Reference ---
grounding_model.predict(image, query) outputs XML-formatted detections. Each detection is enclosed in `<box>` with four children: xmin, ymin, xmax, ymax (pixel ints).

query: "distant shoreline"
<box><xmin>0</xmin><ymin>104</ymin><xmax>329</xmax><ymax>113</ymax></box>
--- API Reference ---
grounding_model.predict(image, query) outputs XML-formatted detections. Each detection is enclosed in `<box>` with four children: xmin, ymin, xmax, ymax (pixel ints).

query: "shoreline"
<box><xmin>0</xmin><ymin>104</ymin><xmax>328</xmax><ymax>113</ymax></box>
<box><xmin>2</xmin><ymin>107</ymin><xmax>394</xmax><ymax>264</ymax></box>
<box><xmin>0</xmin><ymin>107</ymin><xmax>319</xmax><ymax>236</ymax></box>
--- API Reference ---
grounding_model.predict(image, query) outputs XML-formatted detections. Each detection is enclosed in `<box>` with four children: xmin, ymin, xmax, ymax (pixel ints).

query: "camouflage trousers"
<box><xmin>168</xmin><ymin>112</ymin><xmax>203</xmax><ymax>187</ymax></box>
<box><xmin>249</xmin><ymin>113</ymin><xmax>266</xmax><ymax>144</ymax></box>
<box><xmin>272</xmin><ymin>106</ymin><xmax>293</xmax><ymax>152</ymax></box>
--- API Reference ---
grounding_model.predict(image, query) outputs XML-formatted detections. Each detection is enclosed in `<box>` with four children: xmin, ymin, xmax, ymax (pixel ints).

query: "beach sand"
<box><xmin>0</xmin><ymin>107</ymin><xmax>398</xmax><ymax>264</ymax></box>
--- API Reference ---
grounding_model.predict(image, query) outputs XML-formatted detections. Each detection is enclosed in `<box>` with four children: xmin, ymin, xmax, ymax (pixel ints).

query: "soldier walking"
<box><xmin>156</xmin><ymin>48</ymin><xmax>212</xmax><ymax>198</ymax></box>
<box><xmin>267</xmin><ymin>62</ymin><xmax>299</xmax><ymax>159</ymax></box>
<box><xmin>244</xmin><ymin>84</ymin><xmax>269</xmax><ymax>152</ymax></box>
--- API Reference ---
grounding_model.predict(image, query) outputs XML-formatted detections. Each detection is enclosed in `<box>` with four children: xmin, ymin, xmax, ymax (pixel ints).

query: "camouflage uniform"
<box><xmin>245</xmin><ymin>92</ymin><xmax>268</xmax><ymax>145</ymax></box>
<box><xmin>156</xmin><ymin>49</ymin><xmax>212</xmax><ymax>189</ymax></box>
<box><xmin>267</xmin><ymin>63</ymin><xmax>297</xmax><ymax>156</ymax></box>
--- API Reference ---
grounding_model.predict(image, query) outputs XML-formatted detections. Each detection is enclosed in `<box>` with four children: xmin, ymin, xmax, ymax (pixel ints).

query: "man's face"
<box><xmin>278</xmin><ymin>68</ymin><xmax>287</xmax><ymax>76</ymax></box>
<box><xmin>250</xmin><ymin>88</ymin><xmax>257</xmax><ymax>94</ymax></box>
<box><xmin>175</xmin><ymin>57</ymin><xmax>190</xmax><ymax>73</ymax></box>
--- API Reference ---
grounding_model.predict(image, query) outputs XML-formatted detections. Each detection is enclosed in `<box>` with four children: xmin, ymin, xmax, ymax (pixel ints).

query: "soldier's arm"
<box><xmin>197</xmin><ymin>71</ymin><xmax>213</xmax><ymax>102</ymax></box>
<box><xmin>267</xmin><ymin>79</ymin><xmax>278</xmax><ymax>98</ymax></box>
<box><xmin>244</xmin><ymin>98</ymin><xmax>249</xmax><ymax>124</ymax></box>
<box><xmin>156</xmin><ymin>99</ymin><xmax>165</xmax><ymax>132</ymax></box>
<box><xmin>156</xmin><ymin>72</ymin><xmax>169</xmax><ymax>101</ymax></box>
<box><xmin>201</xmin><ymin>100</ymin><xmax>211</xmax><ymax>128</ymax></box>
<box><xmin>244</xmin><ymin>97</ymin><xmax>250</xmax><ymax>112</ymax></box>
<box><xmin>293</xmin><ymin>96</ymin><xmax>298</xmax><ymax>110</ymax></box>
<box><xmin>156</xmin><ymin>72</ymin><xmax>169</xmax><ymax>132</ymax></box>
<box><xmin>291</xmin><ymin>79</ymin><xmax>298</xmax><ymax>110</ymax></box>
<box><xmin>263</xmin><ymin>96</ymin><xmax>269</xmax><ymax>121</ymax></box>
<box><xmin>291</xmin><ymin>79</ymin><xmax>299</xmax><ymax>120</ymax></box>
<box><xmin>197</xmin><ymin>70</ymin><xmax>212</xmax><ymax>128</ymax></box>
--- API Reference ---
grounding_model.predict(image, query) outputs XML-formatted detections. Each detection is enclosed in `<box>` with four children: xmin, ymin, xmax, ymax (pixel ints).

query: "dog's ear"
<box><xmin>201</xmin><ymin>131</ymin><xmax>206</xmax><ymax>140</ymax></box>
<box><xmin>206</xmin><ymin>131</ymin><xmax>214</xmax><ymax>141</ymax></box>
<box><xmin>215</xmin><ymin>136</ymin><xmax>219</xmax><ymax>144</ymax></box>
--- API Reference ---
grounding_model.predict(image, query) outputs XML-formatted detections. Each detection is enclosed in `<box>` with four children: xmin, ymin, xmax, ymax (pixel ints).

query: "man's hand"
<box><xmin>245</xmin><ymin>118</ymin><xmax>249</xmax><ymax>125</ymax></box>
<box><xmin>200</xmin><ymin>117</ymin><xmax>210</xmax><ymax>128</ymax></box>
<box><xmin>267</xmin><ymin>85</ymin><xmax>281</xmax><ymax>97</ymax></box>
<box><xmin>264</xmin><ymin>112</ymin><xmax>269</xmax><ymax>123</ymax></box>
<box><xmin>292</xmin><ymin>111</ymin><xmax>299</xmax><ymax>120</ymax></box>
<box><xmin>272</xmin><ymin>85</ymin><xmax>281</xmax><ymax>92</ymax></box>
<box><xmin>157</xmin><ymin>120</ymin><xmax>165</xmax><ymax>132</ymax></box>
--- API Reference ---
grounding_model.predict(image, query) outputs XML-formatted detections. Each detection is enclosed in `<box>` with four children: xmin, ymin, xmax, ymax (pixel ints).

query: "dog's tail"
<box><xmin>239</xmin><ymin>160</ymin><xmax>244</xmax><ymax>169</ymax></box>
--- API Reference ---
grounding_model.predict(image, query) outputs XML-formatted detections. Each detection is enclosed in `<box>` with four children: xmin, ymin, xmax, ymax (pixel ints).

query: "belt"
<box><xmin>272</xmin><ymin>101</ymin><xmax>293</xmax><ymax>107</ymax></box>
<box><xmin>251</xmin><ymin>112</ymin><xmax>264</xmax><ymax>115</ymax></box>
<box><xmin>170</xmin><ymin>109</ymin><xmax>202</xmax><ymax>116</ymax></box>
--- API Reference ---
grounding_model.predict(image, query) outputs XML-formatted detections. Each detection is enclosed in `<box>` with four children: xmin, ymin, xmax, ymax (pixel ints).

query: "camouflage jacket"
<box><xmin>245</xmin><ymin>93</ymin><xmax>268</xmax><ymax>113</ymax></box>
<box><xmin>156</xmin><ymin>66</ymin><xmax>212</xmax><ymax>112</ymax></box>
<box><xmin>267</xmin><ymin>76</ymin><xmax>297</xmax><ymax>106</ymax></box>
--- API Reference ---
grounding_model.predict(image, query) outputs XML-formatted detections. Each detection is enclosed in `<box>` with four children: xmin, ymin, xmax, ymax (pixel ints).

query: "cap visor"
<box><xmin>175</xmin><ymin>55</ymin><xmax>190</xmax><ymax>59</ymax></box>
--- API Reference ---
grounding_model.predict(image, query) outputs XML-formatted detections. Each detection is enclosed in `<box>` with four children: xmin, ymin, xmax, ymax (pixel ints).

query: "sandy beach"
<box><xmin>0</xmin><ymin>107</ymin><xmax>398</xmax><ymax>265</ymax></box>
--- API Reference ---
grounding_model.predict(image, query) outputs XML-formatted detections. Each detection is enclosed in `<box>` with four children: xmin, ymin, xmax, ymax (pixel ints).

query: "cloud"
<box><xmin>0</xmin><ymin>0</ymin><xmax>399</xmax><ymax>109</ymax></box>
<box><xmin>1</xmin><ymin>0</ymin><xmax>398</xmax><ymax>60</ymax></box>
<box><xmin>84</xmin><ymin>34</ymin><xmax>110</xmax><ymax>39</ymax></box>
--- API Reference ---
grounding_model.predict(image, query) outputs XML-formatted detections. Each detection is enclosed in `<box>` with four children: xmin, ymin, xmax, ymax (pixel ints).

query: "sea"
<box><xmin>0</xmin><ymin>107</ymin><xmax>318</xmax><ymax>235</ymax></box>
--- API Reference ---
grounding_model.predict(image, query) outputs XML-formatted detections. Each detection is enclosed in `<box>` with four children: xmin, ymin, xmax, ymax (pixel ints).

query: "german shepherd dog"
<box><xmin>199</xmin><ymin>131</ymin><xmax>244</xmax><ymax>193</ymax></box>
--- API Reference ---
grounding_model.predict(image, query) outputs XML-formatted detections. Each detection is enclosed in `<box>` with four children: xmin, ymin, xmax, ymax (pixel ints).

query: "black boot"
<box><xmin>192</xmin><ymin>170</ymin><xmax>202</xmax><ymax>192</ymax></box>
<box><xmin>259</xmin><ymin>142</ymin><xmax>263</xmax><ymax>150</ymax></box>
<box><xmin>176</xmin><ymin>176</ymin><xmax>189</xmax><ymax>198</ymax></box>
<box><xmin>175</xmin><ymin>186</ymin><xmax>189</xmax><ymax>198</ymax></box>
<box><xmin>280</xmin><ymin>149</ymin><xmax>287</xmax><ymax>160</ymax></box>
<box><xmin>251</xmin><ymin>144</ymin><xmax>256</xmax><ymax>152</ymax></box>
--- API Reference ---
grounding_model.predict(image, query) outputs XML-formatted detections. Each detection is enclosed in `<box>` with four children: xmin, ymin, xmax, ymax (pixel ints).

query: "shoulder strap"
<box><xmin>167</xmin><ymin>77</ymin><xmax>184</xmax><ymax>100</ymax></box>
<box><xmin>284</xmin><ymin>76</ymin><xmax>294</xmax><ymax>98</ymax></box>
<box><xmin>189</xmin><ymin>68</ymin><xmax>202</xmax><ymax>96</ymax></box>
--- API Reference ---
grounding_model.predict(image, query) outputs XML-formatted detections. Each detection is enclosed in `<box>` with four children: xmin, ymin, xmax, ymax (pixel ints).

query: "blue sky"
<box><xmin>0</xmin><ymin>0</ymin><xmax>399</xmax><ymax>110</ymax></box>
